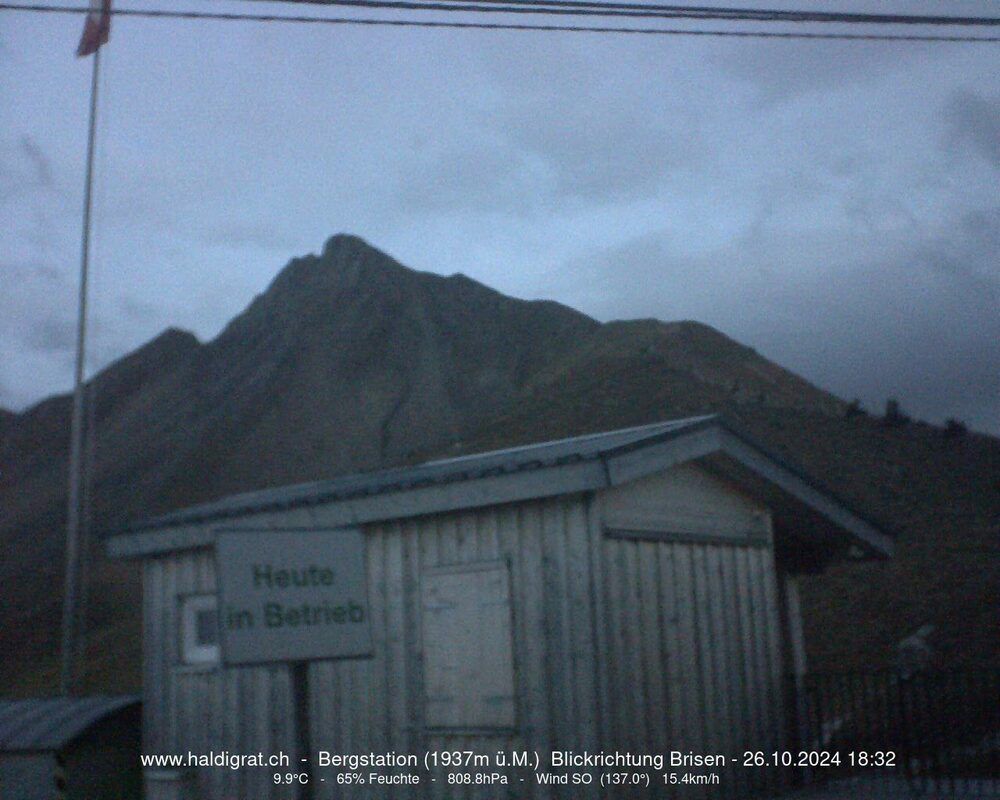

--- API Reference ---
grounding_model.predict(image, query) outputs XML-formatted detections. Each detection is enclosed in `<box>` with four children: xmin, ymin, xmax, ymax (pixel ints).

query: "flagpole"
<box><xmin>60</xmin><ymin>46</ymin><xmax>101</xmax><ymax>696</ymax></box>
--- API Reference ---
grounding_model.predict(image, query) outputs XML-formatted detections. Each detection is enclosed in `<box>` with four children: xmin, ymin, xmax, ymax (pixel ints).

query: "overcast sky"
<box><xmin>1</xmin><ymin>1</ymin><xmax>998</xmax><ymax>433</ymax></box>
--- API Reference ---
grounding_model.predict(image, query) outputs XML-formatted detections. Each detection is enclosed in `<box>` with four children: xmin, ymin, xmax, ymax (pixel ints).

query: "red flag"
<box><xmin>76</xmin><ymin>0</ymin><xmax>111</xmax><ymax>57</ymax></box>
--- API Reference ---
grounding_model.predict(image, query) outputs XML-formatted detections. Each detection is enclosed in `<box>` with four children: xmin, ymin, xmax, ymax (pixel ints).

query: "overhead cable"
<box><xmin>2</xmin><ymin>3</ymin><xmax>999</xmax><ymax>41</ymax></box>
<box><xmin>232</xmin><ymin>0</ymin><xmax>1000</xmax><ymax>27</ymax></box>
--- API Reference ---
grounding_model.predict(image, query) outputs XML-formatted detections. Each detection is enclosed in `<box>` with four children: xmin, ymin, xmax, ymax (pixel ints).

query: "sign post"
<box><xmin>291</xmin><ymin>660</ymin><xmax>313</xmax><ymax>800</ymax></box>
<box><xmin>215</xmin><ymin>528</ymin><xmax>372</xmax><ymax>799</ymax></box>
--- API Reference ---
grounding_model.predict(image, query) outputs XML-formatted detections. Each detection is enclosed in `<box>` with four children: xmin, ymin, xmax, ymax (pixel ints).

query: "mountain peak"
<box><xmin>258</xmin><ymin>233</ymin><xmax>406</xmax><ymax>307</ymax></box>
<box><xmin>317</xmin><ymin>233</ymin><xmax>409</xmax><ymax>279</ymax></box>
<box><xmin>321</xmin><ymin>233</ymin><xmax>380</xmax><ymax>258</ymax></box>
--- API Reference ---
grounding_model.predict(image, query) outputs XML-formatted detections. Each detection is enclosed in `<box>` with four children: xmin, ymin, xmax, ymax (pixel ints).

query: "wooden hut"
<box><xmin>106</xmin><ymin>415</ymin><xmax>892</xmax><ymax>799</ymax></box>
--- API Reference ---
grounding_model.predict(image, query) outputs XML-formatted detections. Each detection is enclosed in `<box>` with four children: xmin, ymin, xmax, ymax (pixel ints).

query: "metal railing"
<box><xmin>784</xmin><ymin>668</ymin><xmax>1000</xmax><ymax>798</ymax></box>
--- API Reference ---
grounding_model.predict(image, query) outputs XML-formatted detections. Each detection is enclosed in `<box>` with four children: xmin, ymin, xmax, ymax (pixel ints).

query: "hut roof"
<box><xmin>0</xmin><ymin>695</ymin><xmax>139</xmax><ymax>753</ymax></box>
<box><xmin>107</xmin><ymin>415</ymin><xmax>893</xmax><ymax>560</ymax></box>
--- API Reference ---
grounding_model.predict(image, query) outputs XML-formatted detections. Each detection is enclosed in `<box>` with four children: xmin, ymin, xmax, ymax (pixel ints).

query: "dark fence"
<box><xmin>785</xmin><ymin>669</ymin><xmax>1000</xmax><ymax>798</ymax></box>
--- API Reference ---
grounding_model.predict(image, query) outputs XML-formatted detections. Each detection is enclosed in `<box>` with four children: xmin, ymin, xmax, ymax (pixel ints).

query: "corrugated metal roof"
<box><xmin>0</xmin><ymin>695</ymin><xmax>139</xmax><ymax>752</ymax></box>
<box><xmin>124</xmin><ymin>415</ymin><xmax>716</xmax><ymax>533</ymax></box>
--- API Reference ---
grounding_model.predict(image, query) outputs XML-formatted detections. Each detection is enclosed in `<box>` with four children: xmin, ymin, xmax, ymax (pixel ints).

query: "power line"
<box><xmin>231</xmin><ymin>0</ymin><xmax>1000</xmax><ymax>26</ymax></box>
<box><xmin>3</xmin><ymin>3</ymin><xmax>999</xmax><ymax>41</ymax></box>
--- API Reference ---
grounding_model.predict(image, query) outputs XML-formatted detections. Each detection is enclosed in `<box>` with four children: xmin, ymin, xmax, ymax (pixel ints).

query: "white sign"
<box><xmin>215</xmin><ymin>529</ymin><xmax>372</xmax><ymax>665</ymax></box>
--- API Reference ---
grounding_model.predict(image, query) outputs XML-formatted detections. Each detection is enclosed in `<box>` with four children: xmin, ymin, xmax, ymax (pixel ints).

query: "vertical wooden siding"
<box><xmin>593</xmin><ymin>465</ymin><xmax>785</xmax><ymax>800</ymax></box>
<box><xmin>307</xmin><ymin>495</ymin><xmax>602</xmax><ymax>800</ymax></box>
<box><xmin>143</xmin><ymin>544</ymin><xmax>296</xmax><ymax>800</ymax></box>
<box><xmin>143</xmin><ymin>469</ymin><xmax>787</xmax><ymax>800</ymax></box>
<box><xmin>591</xmin><ymin>530</ymin><xmax>784</xmax><ymax>799</ymax></box>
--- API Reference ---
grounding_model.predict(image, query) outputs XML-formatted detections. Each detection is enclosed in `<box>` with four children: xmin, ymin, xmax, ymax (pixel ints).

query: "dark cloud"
<box><xmin>716</xmin><ymin>39</ymin><xmax>939</xmax><ymax>102</ymax></box>
<box><xmin>25</xmin><ymin>317</ymin><xmax>76</xmax><ymax>354</ymax></box>
<box><xmin>558</xmin><ymin>198</ymin><xmax>999</xmax><ymax>433</ymax></box>
<box><xmin>119</xmin><ymin>295</ymin><xmax>165</xmax><ymax>322</ymax></box>
<box><xmin>392</xmin><ymin>55</ymin><xmax>707</xmax><ymax>213</ymax></box>
<box><xmin>199</xmin><ymin>220</ymin><xmax>298</xmax><ymax>251</ymax></box>
<box><xmin>5</xmin><ymin>260</ymin><xmax>65</xmax><ymax>284</ymax></box>
<box><xmin>0</xmin><ymin>152</ymin><xmax>32</xmax><ymax>206</ymax></box>
<box><xmin>945</xmin><ymin>91</ymin><xmax>1000</xmax><ymax>168</ymax></box>
<box><xmin>0</xmin><ymin>136</ymin><xmax>57</xmax><ymax>205</ymax></box>
<box><xmin>496</xmin><ymin>78</ymin><xmax>706</xmax><ymax>203</ymax></box>
<box><xmin>918</xmin><ymin>206</ymin><xmax>1000</xmax><ymax>285</ymax></box>
<box><xmin>395</xmin><ymin>137</ymin><xmax>541</xmax><ymax>216</ymax></box>
<box><xmin>19</xmin><ymin>135</ymin><xmax>54</xmax><ymax>188</ymax></box>
<box><xmin>800</xmin><ymin>218</ymin><xmax>999</xmax><ymax>432</ymax></box>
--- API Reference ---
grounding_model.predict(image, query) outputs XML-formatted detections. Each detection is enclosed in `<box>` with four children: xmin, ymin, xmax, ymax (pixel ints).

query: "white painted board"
<box><xmin>215</xmin><ymin>529</ymin><xmax>371</xmax><ymax>665</ymax></box>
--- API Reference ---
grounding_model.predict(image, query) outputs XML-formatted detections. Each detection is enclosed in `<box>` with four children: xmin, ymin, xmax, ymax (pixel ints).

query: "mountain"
<box><xmin>1</xmin><ymin>234</ymin><xmax>996</xmax><ymax>695</ymax></box>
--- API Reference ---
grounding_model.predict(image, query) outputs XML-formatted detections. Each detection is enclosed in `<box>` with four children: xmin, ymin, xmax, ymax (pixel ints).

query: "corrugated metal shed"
<box><xmin>0</xmin><ymin>695</ymin><xmax>139</xmax><ymax>752</ymax></box>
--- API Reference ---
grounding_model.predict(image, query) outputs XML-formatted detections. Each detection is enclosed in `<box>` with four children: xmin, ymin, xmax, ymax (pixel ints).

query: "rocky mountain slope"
<box><xmin>1</xmin><ymin>234</ymin><xmax>996</xmax><ymax>695</ymax></box>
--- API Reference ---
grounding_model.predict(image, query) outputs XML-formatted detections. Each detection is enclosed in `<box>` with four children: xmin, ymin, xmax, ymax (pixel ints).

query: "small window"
<box><xmin>421</xmin><ymin>562</ymin><xmax>516</xmax><ymax>730</ymax></box>
<box><xmin>180</xmin><ymin>594</ymin><xmax>220</xmax><ymax>665</ymax></box>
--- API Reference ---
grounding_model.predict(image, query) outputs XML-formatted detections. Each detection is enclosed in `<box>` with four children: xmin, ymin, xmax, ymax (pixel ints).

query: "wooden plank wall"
<box><xmin>143</xmin><ymin>547</ymin><xmax>295</xmax><ymax>799</ymax></box>
<box><xmin>592</xmin><ymin>521</ymin><xmax>784</xmax><ymax>799</ymax></box>
<box><xmin>142</xmin><ymin>466</ymin><xmax>788</xmax><ymax>800</ymax></box>
<box><xmin>593</xmin><ymin>466</ymin><xmax>785</xmax><ymax>799</ymax></box>
<box><xmin>307</xmin><ymin>495</ymin><xmax>602</xmax><ymax>800</ymax></box>
<box><xmin>143</xmin><ymin>496</ymin><xmax>603</xmax><ymax>800</ymax></box>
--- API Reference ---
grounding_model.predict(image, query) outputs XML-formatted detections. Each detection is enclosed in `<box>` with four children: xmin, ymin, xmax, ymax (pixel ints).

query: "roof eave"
<box><xmin>106</xmin><ymin>458</ymin><xmax>609</xmax><ymax>558</ymax></box>
<box><xmin>106</xmin><ymin>416</ymin><xmax>893</xmax><ymax>561</ymax></box>
<box><xmin>601</xmin><ymin>420</ymin><xmax>892</xmax><ymax>559</ymax></box>
<box><xmin>718</xmin><ymin>426</ymin><xmax>893</xmax><ymax>558</ymax></box>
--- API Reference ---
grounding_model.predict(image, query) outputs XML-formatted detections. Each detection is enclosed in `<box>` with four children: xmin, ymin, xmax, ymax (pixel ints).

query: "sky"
<box><xmin>1</xmin><ymin>1</ymin><xmax>998</xmax><ymax>433</ymax></box>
